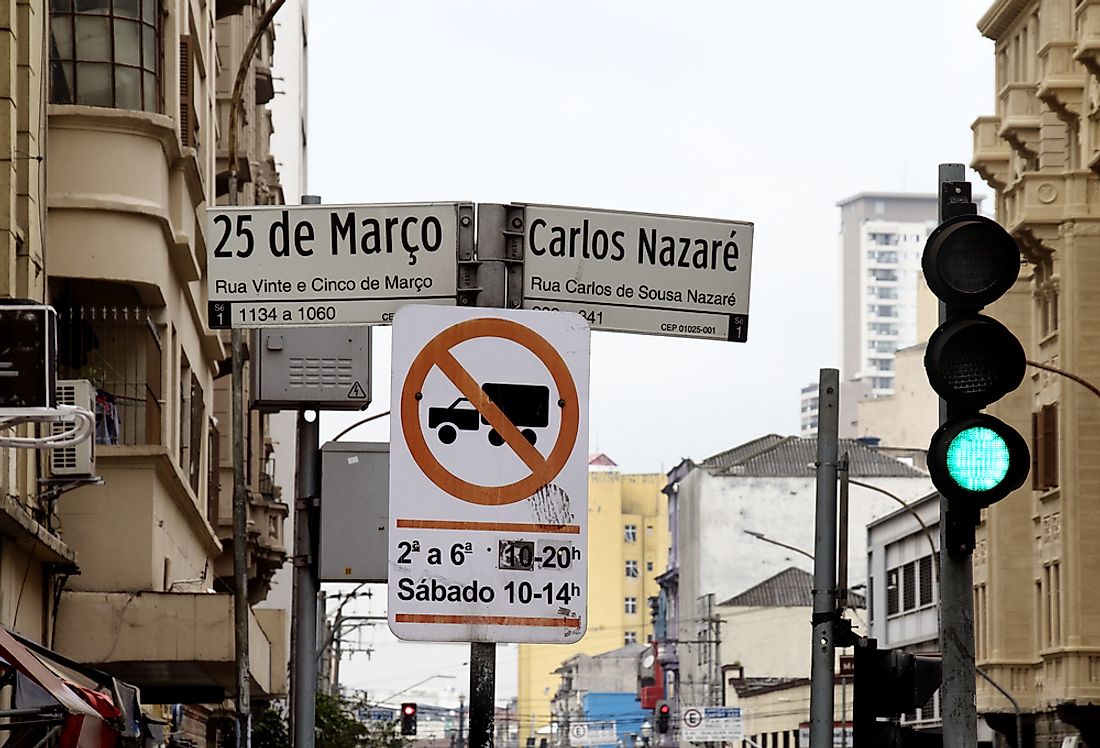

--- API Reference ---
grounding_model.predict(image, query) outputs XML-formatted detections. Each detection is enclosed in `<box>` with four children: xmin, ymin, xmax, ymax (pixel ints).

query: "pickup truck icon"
<box><xmin>428</xmin><ymin>382</ymin><xmax>550</xmax><ymax>446</ymax></box>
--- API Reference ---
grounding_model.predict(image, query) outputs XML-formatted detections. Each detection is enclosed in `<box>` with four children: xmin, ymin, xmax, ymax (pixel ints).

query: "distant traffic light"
<box><xmin>400</xmin><ymin>702</ymin><xmax>417</xmax><ymax>736</ymax></box>
<box><xmin>655</xmin><ymin>700</ymin><xmax>670</xmax><ymax>734</ymax></box>
<box><xmin>922</xmin><ymin>182</ymin><xmax>1029</xmax><ymax>555</ymax></box>
<box><xmin>853</xmin><ymin>638</ymin><xmax>941</xmax><ymax>748</ymax></box>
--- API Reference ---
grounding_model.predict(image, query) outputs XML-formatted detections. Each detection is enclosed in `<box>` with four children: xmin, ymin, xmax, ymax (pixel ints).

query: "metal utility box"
<box><xmin>319</xmin><ymin>441</ymin><xmax>388</xmax><ymax>582</ymax></box>
<box><xmin>0</xmin><ymin>302</ymin><xmax>57</xmax><ymax>409</ymax></box>
<box><xmin>250</xmin><ymin>327</ymin><xmax>371</xmax><ymax>411</ymax></box>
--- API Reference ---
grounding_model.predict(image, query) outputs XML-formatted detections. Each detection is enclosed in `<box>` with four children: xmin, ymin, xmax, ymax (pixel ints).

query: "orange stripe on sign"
<box><xmin>396</xmin><ymin>613</ymin><xmax>582</xmax><ymax>627</ymax></box>
<box><xmin>396</xmin><ymin>519</ymin><xmax>581</xmax><ymax>534</ymax></box>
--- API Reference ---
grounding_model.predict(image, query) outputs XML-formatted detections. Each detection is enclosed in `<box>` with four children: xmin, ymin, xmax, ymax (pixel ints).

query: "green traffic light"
<box><xmin>946</xmin><ymin>426</ymin><xmax>1011</xmax><ymax>491</ymax></box>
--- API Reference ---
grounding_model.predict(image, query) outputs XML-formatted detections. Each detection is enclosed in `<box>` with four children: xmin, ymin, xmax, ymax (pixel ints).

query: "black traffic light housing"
<box><xmin>655</xmin><ymin>700</ymin><xmax>670</xmax><ymax>734</ymax></box>
<box><xmin>922</xmin><ymin>182</ymin><xmax>1029</xmax><ymax>557</ymax></box>
<box><xmin>400</xmin><ymin>702</ymin><xmax>417</xmax><ymax>736</ymax></box>
<box><xmin>853</xmin><ymin>638</ymin><xmax>942</xmax><ymax>748</ymax></box>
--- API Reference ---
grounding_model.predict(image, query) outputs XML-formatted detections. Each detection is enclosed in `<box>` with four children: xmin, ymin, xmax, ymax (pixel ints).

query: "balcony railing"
<box><xmin>57</xmin><ymin>305</ymin><xmax>163</xmax><ymax>447</ymax></box>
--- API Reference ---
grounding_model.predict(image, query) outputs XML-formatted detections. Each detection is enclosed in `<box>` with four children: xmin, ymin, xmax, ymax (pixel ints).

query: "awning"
<box><xmin>0</xmin><ymin>626</ymin><xmax>149</xmax><ymax>748</ymax></box>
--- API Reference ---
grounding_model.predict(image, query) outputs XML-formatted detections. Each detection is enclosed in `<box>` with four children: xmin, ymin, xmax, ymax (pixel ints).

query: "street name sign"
<box><xmin>569</xmin><ymin>721</ymin><xmax>617</xmax><ymax>746</ymax></box>
<box><xmin>205</xmin><ymin>202</ymin><xmax>470</xmax><ymax>328</ymax></box>
<box><xmin>517</xmin><ymin>203</ymin><xmax>753</xmax><ymax>342</ymax></box>
<box><xmin>681</xmin><ymin>706</ymin><xmax>743</xmax><ymax>743</ymax></box>
<box><xmin>388</xmin><ymin>305</ymin><xmax>590</xmax><ymax>643</ymax></box>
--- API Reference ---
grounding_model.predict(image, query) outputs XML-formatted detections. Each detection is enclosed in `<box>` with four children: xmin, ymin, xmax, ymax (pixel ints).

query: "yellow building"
<box><xmin>516</xmin><ymin>456</ymin><xmax>669</xmax><ymax>745</ymax></box>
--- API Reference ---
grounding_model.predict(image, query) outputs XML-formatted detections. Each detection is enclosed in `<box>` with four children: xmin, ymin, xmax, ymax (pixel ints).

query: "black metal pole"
<box><xmin>468</xmin><ymin>644</ymin><xmax>496</xmax><ymax>748</ymax></box>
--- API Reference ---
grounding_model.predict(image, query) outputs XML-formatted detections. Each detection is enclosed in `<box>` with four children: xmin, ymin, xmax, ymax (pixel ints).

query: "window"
<box><xmin>625</xmin><ymin>597</ymin><xmax>637</xmax><ymax>615</ymax></box>
<box><xmin>50</xmin><ymin>0</ymin><xmax>162</xmax><ymax>112</ymax></box>
<box><xmin>206</xmin><ymin>418</ymin><xmax>219</xmax><ymax>522</ymax></box>
<box><xmin>1034</xmin><ymin>255</ymin><xmax>1059</xmax><ymax>337</ymax></box>
<box><xmin>886</xmin><ymin>568</ymin><xmax>900</xmax><ymax>615</ymax></box>
<box><xmin>625</xmin><ymin>560</ymin><xmax>639</xmax><ymax>578</ymax></box>
<box><xmin>624</xmin><ymin>631</ymin><xmax>637</xmax><ymax>645</ymax></box>
<box><xmin>902</xmin><ymin>562</ymin><xmax>916</xmax><ymax>611</ymax></box>
<box><xmin>624</xmin><ymin>524</ymin><xmax>638</xmax><ymax>543</ymax></box>
<box><xmin>919</xmin><ymin>555</ymin><xmax>934</xmax><ymax>607</ymax></box>
<box><xmin>1032</xmin><ymin>404</ymin><xmax>1059</xmax><ymax>490</ymax></box>
<box><xmin>646</xmin><ymin>561</ymin><xmax>654</xmax><ymax>571</ymax></box>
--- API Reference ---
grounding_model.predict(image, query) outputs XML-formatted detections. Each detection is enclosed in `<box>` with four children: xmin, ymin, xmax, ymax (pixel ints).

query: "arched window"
<box><xmin>49</xmin><ymin>0</ymin><xmax>161</xmax><ymax>112</ymax></box>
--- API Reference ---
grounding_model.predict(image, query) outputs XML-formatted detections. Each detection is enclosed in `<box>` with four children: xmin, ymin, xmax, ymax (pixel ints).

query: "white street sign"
<box><xmin>681</xmin><ymin>706</ymin><xmax>743</xmax><ymax>743</ymax></box>
<box><xmin>205</xmin><ymin>202</ymin><xmax>469</xmax><ymax>328</ymax></box>
<box><xmin>519</xmin><ymin>203</ymin><xmax>753</xmax><ymax>342</ymax></box>
<box><xmin>569</xmin><ymin>722</ymin><xmax>617</xmax><ymax>746</ymax></box>
<box><xmin>388</xmin><ymin>305</ymin><xmax>590</xmax><ymax>643</ymax></box>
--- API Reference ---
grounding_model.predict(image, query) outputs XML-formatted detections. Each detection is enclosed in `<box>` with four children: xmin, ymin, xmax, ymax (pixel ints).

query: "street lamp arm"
<box><xmin>1027</xmin><ymin>360</ymin><xmax>1100</xmax><ymax>401</ymax></box>
<box><xmin>847</xmin><ymin>479</ymin><xmax>939</xmax><ymax>581</ymax></box>
<box><xmin>742</xmin><ymin>529</ymin><xmax>815</xmax><ymax>561</ymax></box>
<box><xmin>386</xmin><ymin>673</ymin><xmax>458</xmax><ymax>703</ymax></box>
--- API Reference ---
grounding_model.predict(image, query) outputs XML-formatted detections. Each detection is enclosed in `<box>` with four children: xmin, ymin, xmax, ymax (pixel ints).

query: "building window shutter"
<box><xmin>1042</xmin><ymin>404</ymin><xmax>1058</xmax><ymax>488</ymax></box>
<box><xmin>1032</xmin><ymin>410</ymin><xmax>1042</xmax><ymax>490</ymax></box>
<box><xmin>179</xmin><ymin>35</ymin><xmax>194</xmax><ymax>147</ymax></box>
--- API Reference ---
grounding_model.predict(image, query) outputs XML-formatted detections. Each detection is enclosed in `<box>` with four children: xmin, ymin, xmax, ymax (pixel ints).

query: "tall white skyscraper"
<box><xmin>837</xmin><ymin>192</ymin><xmax>938</xmax><ymax>397</ymax></box>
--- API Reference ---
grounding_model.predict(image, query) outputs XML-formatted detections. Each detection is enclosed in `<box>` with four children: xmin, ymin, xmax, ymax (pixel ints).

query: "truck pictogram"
<box><xmin>428</xmin><ymin>383</ymin><xmax>549</xmax><ymax>446</ymax></box>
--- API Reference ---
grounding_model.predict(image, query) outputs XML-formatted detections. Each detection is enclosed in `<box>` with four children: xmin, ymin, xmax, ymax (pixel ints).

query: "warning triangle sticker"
<box><xmin>346</xmin><ymin>381</ymin><xmax>366</xmax><ymax>399</ymax></box>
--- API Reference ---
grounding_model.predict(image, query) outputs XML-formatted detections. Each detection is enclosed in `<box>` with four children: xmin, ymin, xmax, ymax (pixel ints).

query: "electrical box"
<box><xmin>51</xmin><ymin>379</ymin><xmax>96</xmax><ymax>476</ymax></box>
<box><xmin>0</xmin><ymin>302</ymin><xmax>57</xmax><ymax>409</ymax></box>
<box><xmin>250</xmin><ymin>327</ymin><xmax>371</xmax><ymax>411</ymax></box>
<box><xmin>319</xmin><ymin>441</ymin><xmax>388</xmax><ymax>582</ymax></box>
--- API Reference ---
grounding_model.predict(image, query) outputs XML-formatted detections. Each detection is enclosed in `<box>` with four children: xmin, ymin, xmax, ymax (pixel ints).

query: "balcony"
<box><xmin>1038</xmin><ymin>41</ymin><xmax>1086</xmax><ymax>120</ymax></box>
<box><xmin>1075</xmin><ymin>0</ymin><xmax>1100</xmax><ymax>79</ymax></box>
<box><xmin>53</xmin><ymin>590</ymin><xmax>286</xmax><ymax>703</ymax></box>
<box><xmin>56</xmin><ymin>303</ymin><xmax>163</xmax><ymax>449</ymax></box>
<box><xmin>972</xmin><ymin>116</ymin><xmax>1013</xmax><ymax>191</ymax></box>
<box><xmin>998</xmin><ymin>83</ymin><xmax>1041</xmax><ymax>161</ymax></box>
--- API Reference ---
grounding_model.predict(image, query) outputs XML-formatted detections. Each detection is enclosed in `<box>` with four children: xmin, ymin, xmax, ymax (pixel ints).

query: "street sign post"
<box><xmin>516</xmin><ymin>203</ymin><xmax>753</xmax><ymax>342</ymax></box>
<box><xmin>205</xmin><ymin>202</ymin><xmax>472</xmax><ymax>328</ymax></box>
<box><xmin>388</xmin><ymin>305</ymin><xmax>590</xmax><ymax>644</ymax></box>
<box><xmin>681</xmin><ymin>706</ymin><xmax>743</xmax><ymax>743</ymax></box>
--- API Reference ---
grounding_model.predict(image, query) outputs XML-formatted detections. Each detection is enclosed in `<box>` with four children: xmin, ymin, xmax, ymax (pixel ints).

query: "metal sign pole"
<box><xmin>462</xmin><ymin>203</ymin><xmax>516</xmax><ymax>748</ymax></box>
<box><xmin>290</xmin><ymin>194</ymin><xmax>323</xmax><ymax>748</ymax></box>
<box><xmin>809</xmin><ymin>368</ymin><xmax>840</xmax><ymax>748</ymax></box>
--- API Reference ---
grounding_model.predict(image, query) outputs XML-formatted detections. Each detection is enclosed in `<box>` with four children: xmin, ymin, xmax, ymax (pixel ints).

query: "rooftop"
<box><xmin>701</xmin><ymin>435</ymin><xmax>927</xmax><ymax>479</ymax></box>
<box><xmin>719</xmin><ymin>567</ymin><xmax>865</xmax><ymax>608</ymax></box>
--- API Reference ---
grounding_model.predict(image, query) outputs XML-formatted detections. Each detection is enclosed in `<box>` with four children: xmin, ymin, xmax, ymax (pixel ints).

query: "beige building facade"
<box><xmin>969</xmin><ymin>0</ymin><xmax>1100</xmax><ymax>744</ymax></box>
<box><xmin>0</xmin><ymin>0</ymin><xmax>293</xmax><ymax>744</ymax></box>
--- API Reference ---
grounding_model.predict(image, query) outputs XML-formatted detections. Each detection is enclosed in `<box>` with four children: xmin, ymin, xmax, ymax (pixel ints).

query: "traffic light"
<box><xmin>853</xmin><ymin>638</ymin><xmax>941</xmax><ymax>748</ymax></box>
<box><xmin>655</xmin><ymin>700</ymin><xmax>670</xmax><ymax>734</ymax></box>
<box><xmin>922</xmin><ymin>182</ymin><xmax>1029</xmax><ymax>555</ymax></box>
<box><xmin>400</xmin><ymin>702</ymin><xmax>417</xmax><ymax>736</ymax></box>
<box><xmin>0</xmin><ymin>301</ymin><xmax>57</xmax><ymax>409</ymax></box>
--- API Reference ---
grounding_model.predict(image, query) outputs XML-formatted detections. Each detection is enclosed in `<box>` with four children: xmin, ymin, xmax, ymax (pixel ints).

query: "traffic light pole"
<box><xmin>809</xmin><ymin>368</ymin><xmax>840</xmax><ymax>748</ymax></box>
<box><xmin>937</xmin><ymin>162</ymin><xmax>978</xmax><ymax>748</ymax></box>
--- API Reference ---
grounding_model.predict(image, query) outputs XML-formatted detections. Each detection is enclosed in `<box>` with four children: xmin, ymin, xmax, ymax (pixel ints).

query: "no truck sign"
<box><xmin>387</xmin><ymin>305</ymin><xmax>590</xmax><ymax>644</ymax></box>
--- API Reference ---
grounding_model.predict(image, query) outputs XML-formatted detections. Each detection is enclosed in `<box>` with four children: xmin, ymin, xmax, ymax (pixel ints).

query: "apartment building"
<box><xmin>837</xmin><ymin>192</ymin><xmax>938</xmax><ymax>398</ymax></box>
<box><xmin>516</xmin><ymin>456</ymin><xmax>668</xmax><ymax>747</ymax></box>
<box><xmin>964</xmin><ymin>1</ymin><xmax>1100</xmax><ymax>744</ymax></box>
<box><xmin>0</xmin><ymin>1</ymin><xmax>293</xmax><ymax>745</ymax></box>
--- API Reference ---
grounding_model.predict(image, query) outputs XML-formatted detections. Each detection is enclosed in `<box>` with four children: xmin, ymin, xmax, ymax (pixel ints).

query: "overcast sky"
<box><xmin>277</xmin><ymin>0</ymin><xmax>995</xmax><ymax>708</ymax></box>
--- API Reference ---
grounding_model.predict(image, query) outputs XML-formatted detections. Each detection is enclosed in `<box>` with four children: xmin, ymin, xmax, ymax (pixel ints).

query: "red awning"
<box><xmin>0</xmin><ymin>626</ymin><xmax>119</xmax><ymax>748</ymax></box>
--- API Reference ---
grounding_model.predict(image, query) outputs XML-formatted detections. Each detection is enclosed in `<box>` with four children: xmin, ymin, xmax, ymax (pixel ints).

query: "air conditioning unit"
<box><xmin>51</xmin><ymin>379</ymin><xmax>96</xmax><ymax>477</ymax></box>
